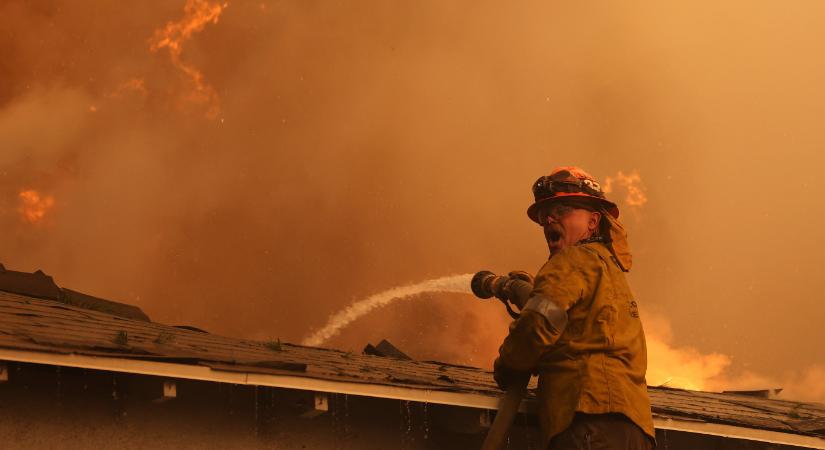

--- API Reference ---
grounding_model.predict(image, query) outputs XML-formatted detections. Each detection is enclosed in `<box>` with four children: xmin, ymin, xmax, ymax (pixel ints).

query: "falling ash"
<box><xmin>301</xmin><ymin>274</ymin><xmax>473</xmax><ymax>347</ymax></box>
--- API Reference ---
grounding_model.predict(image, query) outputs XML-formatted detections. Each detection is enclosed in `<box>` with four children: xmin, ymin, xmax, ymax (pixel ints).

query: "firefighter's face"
<box><xmin>538</xmin><ymin>202</ymin><xmax>601</xmax><ymax>254</ymax></box>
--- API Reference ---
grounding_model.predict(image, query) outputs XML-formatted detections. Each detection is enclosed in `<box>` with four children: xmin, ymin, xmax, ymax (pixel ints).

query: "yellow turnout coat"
<box><xmin>496</xmin><ymin>241</ymin><xmax>655</xmax><ymax>446</ymax></box>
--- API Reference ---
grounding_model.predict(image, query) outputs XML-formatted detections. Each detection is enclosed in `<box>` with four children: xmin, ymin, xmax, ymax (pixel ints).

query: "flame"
<box><xmin>603</xmin><ymin>170</ymin><xmax>648</xmax><ymax>207</ymax></box>
<box><xmin>149</xmin><ymin>0</ymin><xmax>227</xmax><ymax>119</ymax></box>
<box><xmin>644</xmin><ymin>313</ymin><xmax>825</xmax><ymax>402</ymax></box>
<box><xmin>18</xmin><ymin>190</ymin><xmax>55</xmax><ymax>224</ymax></box>
<box><xmin>645</xmin><ymin>313</ymin><xmax>731</xmax><ymax>391</ymax></box>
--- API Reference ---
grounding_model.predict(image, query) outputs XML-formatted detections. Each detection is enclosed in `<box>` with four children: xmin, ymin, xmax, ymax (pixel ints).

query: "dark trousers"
<box><xmin>549</xmin><ymin>413</ymin><xmax>654</xmax><ymax>450</ymax></box>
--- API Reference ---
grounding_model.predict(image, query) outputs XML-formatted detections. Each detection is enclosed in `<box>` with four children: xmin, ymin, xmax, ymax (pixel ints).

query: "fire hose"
<box><xmin>470</xmin><ymin>271</ymin><xmax>534</xmax><ymax>450</ymax></box>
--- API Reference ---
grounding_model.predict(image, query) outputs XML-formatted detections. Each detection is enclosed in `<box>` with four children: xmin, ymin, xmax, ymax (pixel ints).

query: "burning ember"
<box><xmin>149</xmin><ymin>0</ymin><xmax>227</xmax><ymax>119</ymax></box>
<box><xmin>18</xmin><ymin>190</ymin><xmax>55</xmax><ymax>224</ymax></box>
<box><xmin>604</xmin><ymin>170</ymin><xmax>648</xmax><ymax>207</ymax></box>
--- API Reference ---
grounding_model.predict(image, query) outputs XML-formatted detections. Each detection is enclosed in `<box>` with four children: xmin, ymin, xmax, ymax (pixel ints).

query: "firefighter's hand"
<box><xmin>494</xmin><ymin>271</ymin><xmax>534</xmax><ymax>301</ymax></box>
<box><xmin>493</xmin><ymin>358</ymin><xmax>530</xmax><ymax>390</ymax></box>
<box><xmin>507</xmin><ymin>270</ymin><xmax>534</xmax><ymax>285</ymax></box>
<box><xmin>504</xmin><ymin>271</ymin><xmax>535</xmax><ymax>309</ymax></box>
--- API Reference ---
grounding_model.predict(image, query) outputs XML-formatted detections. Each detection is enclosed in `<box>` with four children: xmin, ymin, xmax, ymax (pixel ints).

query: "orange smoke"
<box><xmin>18</xmin><ymin>190</ymin><xmax>55</xmax><ymax>225</ymax></box>
<box><xmin>604</xmin><ymin>170</ymin><xmax>648</xmax><ymax>207</ymax></box>
<box><xmin>110</xmin><ymin>78</ymin><xmax>149</xmax><ymax>99</ymax></box>
<box><xmin>149</xmin><ymin>0</ymin><xmax>226</xmax><ymax>119</ymax></box>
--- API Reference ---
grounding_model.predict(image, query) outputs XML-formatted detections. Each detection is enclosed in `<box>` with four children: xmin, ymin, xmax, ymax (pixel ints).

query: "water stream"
<box><xmin>301</xmin><ymin>273</ymin><xmax>473</xmax><ymax>347</ymax></box>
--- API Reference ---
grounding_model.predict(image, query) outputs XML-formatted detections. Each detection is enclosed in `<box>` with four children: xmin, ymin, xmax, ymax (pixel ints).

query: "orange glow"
<box><xmin>604</xmin><ymin>170</ymin><xmax>648</xmax><ymax>207</ymax></box>
<box><xmin>18</xmin><ymin>190</ymin><xmax>55</xmax><ymax>224</ymax></box>
<box><xmin>644</xmin><ymin>313</ymin><xmax>730</xmax><ymax>391</ymax></box>
<box><xmin>149</xmin><ymin>0</ymin><xmax>227</xmax><ymax>119</ymax></box>
<box><xmin>7</xmin><ymin>2</ymin><xmax>825</xmax><ymax>404</ymax></box>
<box><xmin>110</xmin><ymin>78</ymin><xmax>148</xmax><ymax>99</ymax></box>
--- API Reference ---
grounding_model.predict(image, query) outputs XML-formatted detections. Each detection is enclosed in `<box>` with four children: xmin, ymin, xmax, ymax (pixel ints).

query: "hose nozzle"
<box><xmin>471</xmin><ymin>270</ymin><xmax>508</xmax><ymax>299</ymax></box>
<box><xmin>471</xmin><ymin>270</ymin><xmax>530</xmax><ymax>319</ymax></box>
<box><xmin>471</xmin><ymin>270</ymin><xmax>536</xmax><ymax>319</ymax></box>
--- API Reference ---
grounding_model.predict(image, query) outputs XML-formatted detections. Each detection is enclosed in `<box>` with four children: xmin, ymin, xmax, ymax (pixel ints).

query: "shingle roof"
<box><xmin>0</xmin><ymin>288</ymin><xmax>823</xmax><ymax>445</ymax></box>
<box><xmin>0</xmin><ymin>264</ymin><xmax>149</xmax><ymax>321</ymax></box>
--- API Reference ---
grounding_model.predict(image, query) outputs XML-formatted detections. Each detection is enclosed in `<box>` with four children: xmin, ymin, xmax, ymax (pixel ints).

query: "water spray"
<box><xmin>301</xmin><ymin>269</ymin><xmax>531</xmax><ymax>450</ymax></box>
<box><xmin>303</xmin><ymin>271</ymin><xmax>532</xmax><ymax>347</ymax></box>
<box><xmin>301</xmin><ymin>274</ymin><xmax>474</xmax><ymax>347</ymax></box>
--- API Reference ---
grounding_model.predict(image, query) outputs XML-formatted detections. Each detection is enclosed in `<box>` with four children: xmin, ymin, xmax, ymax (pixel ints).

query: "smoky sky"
<box><xmin>1</xmin><ymin>0</ymin><xmax>824</xmax><ymax>388</ymax></box>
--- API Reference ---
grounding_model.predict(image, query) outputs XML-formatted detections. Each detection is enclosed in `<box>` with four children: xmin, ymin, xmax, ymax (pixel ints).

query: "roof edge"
<box><xmin>0</xmin><ymin>347</ymin><xmax>822</xmax><ymax>449</ymax></box>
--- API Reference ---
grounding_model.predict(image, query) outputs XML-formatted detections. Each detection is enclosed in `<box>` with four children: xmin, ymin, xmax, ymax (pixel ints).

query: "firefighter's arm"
<box><xmin>503</xmin><ymin>270</ymin><xmax>534</xmax><ymax>309</ymax></box>
<box><xmin>494</xmin><ymin>310</ymin><xmax>558</xmax><ymax>388</ymax></box>
<box><xmin>494</xmin><ymin>246</ymin><xmax>603</xmax><ymax>387</ymax></box>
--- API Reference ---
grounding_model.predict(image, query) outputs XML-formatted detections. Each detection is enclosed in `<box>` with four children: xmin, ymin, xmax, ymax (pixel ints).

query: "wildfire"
<box><xmin>640</xmin><ymin>313</ymin><xmax>732</xmax><ymax>391</ymax></box>
<box><xmin>149</xmin><ymin>0</ymin><xmax>227</xmax><ymax>119</ymax></box>
<box><xmin>18</xmin><ymin>190</ymin><xmax>55</xmax><ymax>224</ymax></box>
<box><xmin>603</xmin><ymin>170</ymin><xmax>648</xmax><ymax>207</ymax></box>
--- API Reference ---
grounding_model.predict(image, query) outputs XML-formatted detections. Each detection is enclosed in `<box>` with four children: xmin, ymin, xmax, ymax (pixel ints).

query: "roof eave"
<box><xmin>1</xmin><ymin>346</ymin><xmax>822</xmax><ymax>449</ymax></box>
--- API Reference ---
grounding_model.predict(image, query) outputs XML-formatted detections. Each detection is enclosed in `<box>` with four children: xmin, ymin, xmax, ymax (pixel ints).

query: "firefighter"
<box><xmin>494</xmin><ymin>167</ymin><xmax>656</xmax><ymax>449</ymax></box>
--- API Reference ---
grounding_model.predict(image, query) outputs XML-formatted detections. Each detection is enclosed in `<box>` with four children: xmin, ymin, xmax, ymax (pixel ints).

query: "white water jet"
<box><xmin>301</xmin><ymin>273</ymin><xmax>474</xmax><ymax>347</ymax></box>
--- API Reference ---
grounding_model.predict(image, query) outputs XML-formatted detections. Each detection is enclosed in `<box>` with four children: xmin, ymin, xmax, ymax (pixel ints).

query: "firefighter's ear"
<box><xmin>588</xmin><ymin>211</ymin><xmax>602</xmax><ymax>232</ymax></box>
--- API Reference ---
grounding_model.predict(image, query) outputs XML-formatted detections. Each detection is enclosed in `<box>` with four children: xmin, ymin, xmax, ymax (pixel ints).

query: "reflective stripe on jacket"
<box><xmin>496</xmin><ymin>242</ymin><xmax>655</xmax><ymax>446</ymax></box>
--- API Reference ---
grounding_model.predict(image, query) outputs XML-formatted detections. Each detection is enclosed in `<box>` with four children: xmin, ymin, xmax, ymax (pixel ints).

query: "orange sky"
<box><xmin>1</xmin><ymin>1</ymin><xmax>824</xmax><ymax>400</ymax></box>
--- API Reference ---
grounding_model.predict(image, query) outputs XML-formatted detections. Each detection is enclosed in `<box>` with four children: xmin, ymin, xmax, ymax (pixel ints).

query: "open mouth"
<box><xmin>547</xmin><ymin>230</ymin><xmax>563</xmax><ymax>242</ymax></box>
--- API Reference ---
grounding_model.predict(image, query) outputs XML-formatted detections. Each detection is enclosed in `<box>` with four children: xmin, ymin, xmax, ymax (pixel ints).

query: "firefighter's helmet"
<box><xmin>527</xmin><ymin>166</ymin><xmax>619</xmax><ymax>224</ymax></box>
